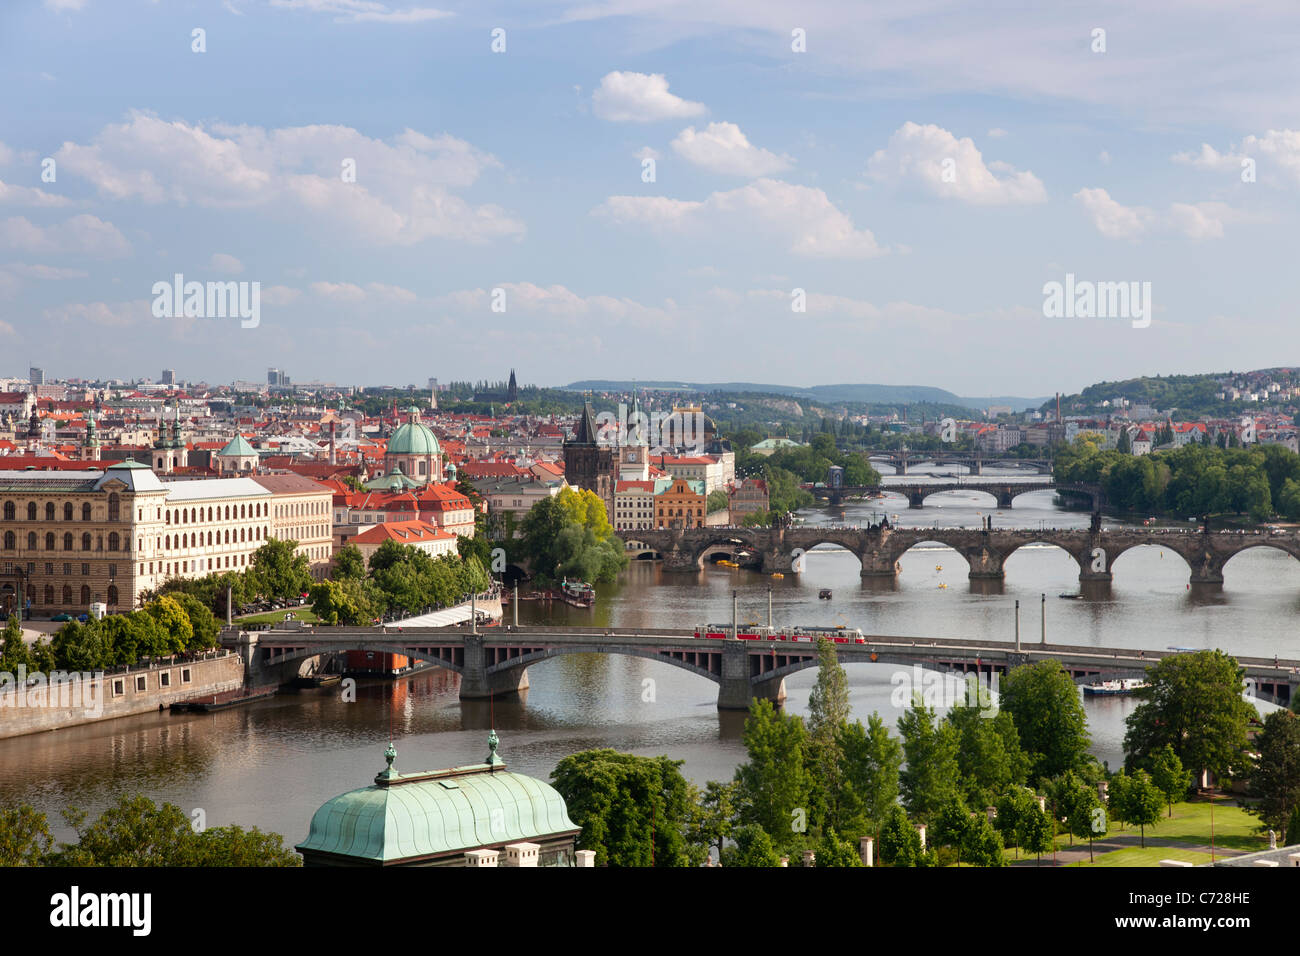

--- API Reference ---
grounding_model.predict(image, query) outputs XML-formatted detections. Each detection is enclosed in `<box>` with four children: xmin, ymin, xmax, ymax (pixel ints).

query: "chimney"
<box><xmin>503</xmin><ymin>842</ymin><xmax>540</xmax><ymax>867</ymax></box>
<box><xmin>464</xmin><ymin>848</ymin><xmax>499</xmax><ymax>867</ymax></box>
<box><xmin>575</xmin><ymin>849</ymin><xmax>596</xmax><ymax>868</ymax></box>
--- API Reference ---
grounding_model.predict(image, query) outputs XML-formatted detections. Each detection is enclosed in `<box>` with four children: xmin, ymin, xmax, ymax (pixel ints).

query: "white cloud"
<box><xmin>0</xmin><ymin>179</ymin><xmax>73</xmax><ymax>208</ymax></box>
<box><xmin>1098</xmin><ymin>150</ymin><xmax>1111</xmax><ymax>165</ymax></box>
<box><xmin>268</xmin><ymin>1</ymin><xmax>454</xmax><ymax>23</ymax></box>
<box><xmin>43</xmin><ymin>299</ymin><xmax>147</xmax><ymax>329</ymax></box>
<box><xmin>0</xmin><ymin>263</ymin><xmax>88</xmax><ymax>279</ymax></box>
<box><xmin>0</xmin><ymin>214</ymin><xmax>130</xmax><ymax>257</ymax></box>
<box><xmin>53</xmin><ymin>111</ymin><xmax>523</xmax><ymax>245</ymax></box>
<box><xmin>209</xmin><ymin>253</ymin><xmax>244</xmax><ymax>274</ymax></box>
<box><xmin>866</xmin><ymin>122</ymin><xmax>1046</xmax><ymax>205</ymax></box>
<box><xmin>634</xmin><ymin>146</ymin><xmax>661</xmax><ymax>161</ymax></box>
<box><xmin>310</xmin><ymin>281</ymin><xmax>367</xmax><ymax>302</ymax></box>
<box><xmin>261</xmin><ymin>285</ymin><xmax>302</xmax><ymax>305</ymax></box>
<box><xmin>592</xmin><ymin>72</ymin><xmax>707</xmax><ymax>123</ymax></box>
<box><xmin>986</xmin><ymin>128</ymin><xmax>1007</xmax><ymax>138</ymax></box>
<box><xmin>1074</xmin><ymin>188</ymin><xmax>1235</xmax><ymax>240</ymax></box>
<box><xmin>1176</xmin><ymin>130</ymin><xmax>1300</xmax><ymax>185</ymax></box>
<box><xmin>671</xmin><ymin>122</ymin><xmax>792</xmax><ymax>177</ymax></box>
<box><xmin>594</xmin><ymin>178</ymin><xmax>887</xmax><ymax>258</ymax></box>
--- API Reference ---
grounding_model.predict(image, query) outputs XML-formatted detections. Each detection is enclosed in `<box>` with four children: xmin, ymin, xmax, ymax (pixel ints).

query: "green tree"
<box><xmin>836</xmin><ymin>713</ymin><xmax>902</xmax><ymax>840</ymax></box>
<box><xmin>0</xmin><ymin>615</ymin><xmax>32</xmax><ymax>671</ymax></box>
<box><xmin>1060</xmin><ymin>773</ymin><xmax>1105</xmax><ymax>862</ymax></box>
<box><xmin>1149</xmin><ymin>744</ymin><xmax>1193</xmax><ymax>818</ymax></box>
<box><xmin>688</xmin><ymin>780</ymin><xmax>736</xmax><ymax>863</ymax></box>
<box><xmin>814</xmin><ymin>830</ymin><xmax>862</xmax><ymax>867</ymax></box>
<box><xmin>733</xmin><ymin>698</ymin><xmax>810</xmax><ymax>845</ymax></box>
<box><xmin>143</xmin><ymin>595</ymin><xmax>194</xmax><ymax>654</ymax></box>
<box><xmin>171</xmin><ymin>592</ymin><xmax>220</xmax><ymax>648</ymax></box>
<box><xmin>0</xmin><ymin>805</ymin><xmax>53</xmax><ymax>865</ymax></box>
<box><xmin>877</xmin><ymin>804</ymin><xmax>922</xmax><ymax>867</ymax></box>
<box><xmin>722</xmin><ymin>824</ymin><xmax>781</xmax><ymax>867</ymax></box>
<box><xmin>897</xmin><ymin>698</ymin><xmax>960</xmax><ymax>822</ymax></box>
<box><xmin>551</xmin><ymin>749</ymin><xmax>700</xmax><ymax>866</ymax></box>
<box><xmin>706</xmin><ymin>490</ymin><xmax>729</xmax><ymax>514</ymax></box>
<box><xmin>806</xmin><ymin>638</ymin><xmax>851</xmax><ymax>826</ymax></box>
<box><xmin>1116</xmin><ymin>770</ymin><xmax>1163</xmax><ymax>848</ymax></box>
<box><xmin>1250</xmin><ymin>710</ymin><xmax>1300</xmax><ymax>832</ymax></box>
<box><xmin>994</xmin><ymin>786</ymin><xmax>1038</xmax><ymax>858</ymax></box>
<box><xmin>946</xmin><ymin>703</ymin><xmax>1029</xmax><ymax>808</ymax></box>
<box><xmin>1124</xmin><ymin>650</ymin><xmax>1255</xmax><ymax>782</ymax></box>
<box><xmin>333</xmin><ymin>544</ymin><xmax>366</xmax><ymax>580</ymax></box>
<box><xmin>1000</xmin><ymin>660</ymin><xmax>1091</xmax><ymax>783</ymax></box>
<box><xmin>1017</xmin><ymin>801</ymin><xmax>1055</xmax><ymax>866</ymax></box>
<box><xmin>249</xmin><ymin>537</ymin><xmax>312</xmax><ymax>601</ymax></box>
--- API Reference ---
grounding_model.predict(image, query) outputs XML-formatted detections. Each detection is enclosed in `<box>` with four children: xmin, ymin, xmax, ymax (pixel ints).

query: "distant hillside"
<box><xmin>1044</xmin><ymin>367</ymin><xmax>1300</xmax><ymax>419</ymax></box>
<box><xmin>563</xmin><ymin>380</ymin><xmax>1047</xmax><ymax>411</ymax></box>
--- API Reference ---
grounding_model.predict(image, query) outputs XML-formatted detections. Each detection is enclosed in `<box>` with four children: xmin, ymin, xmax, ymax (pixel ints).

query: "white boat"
<box><xmin>1083</xmin><ymin>678</ymin><xmax>1148</xmax><ymax>696</ymax></box>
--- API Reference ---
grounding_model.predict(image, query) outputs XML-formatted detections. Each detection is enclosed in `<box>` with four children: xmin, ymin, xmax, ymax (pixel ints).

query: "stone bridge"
<box><xmin>228</xmin><ymin>625</ymin><xmax>1300</xmax><ymax>710</ymax></box>
<box><xmin>864</xmin><ymin>451</ymin><xmax>1054</xmax><ymax>476</ymax></box>
<box><xmin>615</xmin><ymin>525</ymin><xmax>1300</xmax><ymax>585</ymax></box>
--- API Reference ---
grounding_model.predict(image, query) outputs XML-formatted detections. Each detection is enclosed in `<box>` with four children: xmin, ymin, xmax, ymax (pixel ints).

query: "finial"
<box><xmin>486</xmin><ymin>729</ymin><xmax>503</xmax><ymax>767</ymax></box>
<box><xmin>375</xmin><ymin>741</ymin><xmax>399</xmax><ymax>783</ymax></box>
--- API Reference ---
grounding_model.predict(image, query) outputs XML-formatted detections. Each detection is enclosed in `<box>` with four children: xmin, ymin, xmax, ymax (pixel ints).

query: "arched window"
<box><xmin>81</xmin><ymin>533</ymin><xmax>91</xmax><ymax>551</ymax></box>
<box><xmin>207</xmin><ymin>531</ymin><xmax>213</xmax><ymax>546</ymax></box>
<box><xmin>27</xmin><ymin>532</ymin><xmax>36</xmax><ymax>550</ymax></box>
<box><xmin>109</xmin><ymin>532</ymin><xmax>119</xmax><ymax>551</ymax></box>
<box><xmin>26</xmin><ymin>502</ymin><xmax>36</xmax><ymax>520</ymax></box>
<box><xmin>165</xmin><ymin>535</ymin><xmax>170</xmax><ymax>549</ymax></box>
<box><xmin>82</xmin><ymin>503</ymin><xmax>91</xmax><ymax>521</ymax></box>
<box><xmin>107</xmin><ymin>585</ymin><xmax>118</xmax><ymax>606</ymax></box>
<box><xmin>46</xmin><ymin>586</ymin><xmax>55</xmax><ymax>605</ymax></box>
<box><xmin>61</xmin><ymin>585</ymin><xmax>71</xmax><ymax>605</ymax></box>
<box><xmin>190</xmin><ymin>508</ymin><xmax>196</xmax><ymax>523</ymax></box>
<box><xmin>207</xmin><ymin>507</ymin><xmax>213</xmax><ymax>521</ymax></box>
<box><xmin>1</xmin><ymin>501</ymin><xmax>12</xmax><ymax>521</ymax></box>
<box><xmin>239</xmin><ymin>528</ymin><xmax>245</xmax><ymax>542</ymax></box>
<box><xmin>224</xmin><ymin>506</ymin><xmax>230</xmax><ymax>520</ymax></box>
<box><xmin>80</xmin><ymin>585</ymin><xmax>90</xmax><ymax>604</ymax></box>
<box><xmin>108</xmin><ymin>493</ymin><xmax>120</xmax><ymax>522</ymax></box>
<box><xmin>45</xmin><ymin>503</ymin><xmax>54</xmax><ymax>521</ymax></box>
<box><xmin>224</xmin><ymin>530</ymin><xmax>230</xmax><ymax>544</ymax></box>
<box><xmin>2</xmin><ymin>531</ymin><xmax>13</xmax><ymax>550</ymax></box>
<box><xmin>182</xmin><ymin>534</ymin><xmax>187</xmax><ymax>548</ymax></box>
<box><xmin>63</xmin><ymin>503</ymin><xmax>73</xmax><ymax>521</ymax></box>
<box><xmin>63</xmin><ymin>532</ymin><xmax>72</xmax><ymax>551</ymax></box>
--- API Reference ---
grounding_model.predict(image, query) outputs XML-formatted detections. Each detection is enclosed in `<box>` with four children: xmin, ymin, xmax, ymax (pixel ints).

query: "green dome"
<box><xmin>296</xmin><ymin>760</ymin><xmax>578</xmax><ymax>864</ymax></box>
<box><xmin>387</xmin><ymin>419</ymin><xmax>440</xmax><ymax>457</ymax></box>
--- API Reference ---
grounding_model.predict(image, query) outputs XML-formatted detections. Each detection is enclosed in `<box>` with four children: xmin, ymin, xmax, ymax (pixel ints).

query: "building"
<box><xmin>296</xmin><ymin>734</ymin><xmax>584</xmax><ymax>867</ymax></box>
<box><xmin>749</xmin><ymin>437</ymin><xmax>803</xmax><ymax>456</ymax></box>
<box><xmin>613</xmin><ymin>478</ymin><xmax>666</xmax><ymax>533</ymax></box>
<box><xmin>29</xmin><ymin>368</ymin><xmax>44</xmax><ymax>386</ymax></box>
<box><xmin>348</xmin><ymin>519</ymin><xmax>458</xmax><ymax>564</ymax></box>
<box><xmin>214</xmin><ymin>434</ymin><xmax>258</xmax><ymax>476</ymax></box>
<box><xmin>250</xmin><ymin>474</ymin><xmax>335</xmax><ymax>579</ymax></box>
<box><xmin>562</xmin><ymin>402</ymin><xmax>614</xmax><ymax>508</ymax></box>
<box><xmin>0</xmin><ymin>462</ymin><xmax>278</xmax><ymax>617</ymax></box>
<box><xmin>161</xmin><ymin>369</ymin><xmax>176</xmax><ymax>386</ymax></box>
<box><xmin>366</xmin><ymin>407</ymin><xmax>442</xmax><ymax>488</ymax></box>
<box><xmin>654</xmin><ymin>476</ymin><xmax>706</xmax><ymax>529</ymax></box>
<box><xmin>728</xmin><ymin>478</ymin><xmax>769</xmax><ymax>523</ymax></box>
<box><xmin>468</xmin><ymin>476</ymin><xmax>564</xmax><ymax>537</ymax></box>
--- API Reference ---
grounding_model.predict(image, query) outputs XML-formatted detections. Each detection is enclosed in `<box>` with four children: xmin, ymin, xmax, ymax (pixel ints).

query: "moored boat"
<box><xmin>560</xmin><ymin>578</ymin><xmax>596</xmax><ymax>608</ymax></box>
<box><xmin>1083</xmin><ymin>678</ymin><xmax>1148</xmax><ymax>696</ymax></box>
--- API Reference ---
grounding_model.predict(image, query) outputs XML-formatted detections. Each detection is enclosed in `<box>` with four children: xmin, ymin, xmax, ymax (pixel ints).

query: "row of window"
<box><xmin>275</xmin><ymin>501</ymin><xmax>328</xmax><ymax>517</ymax></box>
<box><xmin>2</xmin><ymin>496</ymin><xmax>121</xmax><ymax>522</ymax></box>
<box><xmin>111</xmin><ymin>669</ymin><xmax>191</xmax><ymax>697</ymax></box>
<box><xmin>6</xmin><ymin>562</ymin><xmax>109</xmax><ymax>578</ymax></box>
<box><xmin>40</xmin><ymin>584</ymin><xmax>119</xmax><ymax>605</ymax></box>
<box><xmin>165</xmin><ymin>502</ymin><xmax>264</xmax><ymax>525</ymax></box>
<box><xmin>2</xmin><ymin>531</ymin><xmax>130</xmax><ymax>552</ymax></box>
<box><xmin>161</xmin><ymin>527</ymin><xmax>263</xmax><ymax>550</ymax></box>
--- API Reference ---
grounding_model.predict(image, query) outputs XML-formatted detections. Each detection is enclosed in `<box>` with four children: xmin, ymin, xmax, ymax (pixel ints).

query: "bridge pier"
<box><xmin>661</xmin><ymin>549</ymin><xmax>701</xmax><ymax>573</ymax></box>
<box><xmin>1186</xmin><ymin>549</ymin><xmax>1226</xmax><ymax>586</ymax></box>
<box><xmin>908</xmin><ymin>491</ymin><xmax>926</xmax><ymax>509</ymax></box>
<box><xmin>963</xmin><ymin>545</ymin><xmax>1006</xmax><ymax>581</ymax></box>
<box><xmin>996</xmin><ymin>489</ymin><xmax>1015</xmax><ymax>509</ymax></box>
<box><xmin>458</xmin><ymin>637</ymin><xmax>532</xmax><ymax>701</ymax></box>
<box><xmin>859</xmin><ymin>549</ymin><xmax>900</xmax><ymax>578</ymax></box>
<box><xmin>718</xmin><ymin>641</ymin><xmax>755</xmax><ymax>710</ymax></box>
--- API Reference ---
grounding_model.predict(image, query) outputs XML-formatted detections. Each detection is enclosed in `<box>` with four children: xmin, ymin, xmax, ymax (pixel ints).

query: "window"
<box><xmin>108</xmin><ymin>532</ymin><xmax>119</xmax><ymax>551</ymax></box>
<box><xmin>82</xmin><ymin>503</ymin><xmax>91</xmax><ymax>521</ymax></box>
<box><xmin>62</xmin><ymin>563</ymin><xmax>70</xmax><ymax>576</ymax></box>
<box><xmin>80</xmin><ymin>585</ymin><xmax>90</xmax><ymax>604</ymax></box>
<box><xmin>81</xmin><ymin>564</ymin><xmax>88</xmax><ymax>576</ymax></box>
<box><xmin>182</xmin><ymin>668</ymin><xmax>191</xmax><ymax>684</ymax></box>
<box><xmin>45</xmin><ymin>585</ymin><xmax>55</xmax><ymax>605</ymax></box>
<box><xmin>108</xmin><ymin>493</ymin><xmax>120</xmax><ymax>522</ymax></box>
<box><xmin>44</xmin><ymin>562</ymin><xmax>52</xmax><ymax>575</ymax></box>
<box><xmin>26</xmin><ymin>502</ymin><xmax>36</xmax><ymax>520</ymax></box>
<box><xmin>108</xmin><ymin>584</ymin><xmax>118</xmax><ymax>605</ymax></box>
<box><xmin>1</xmin><ymin>531</ymin><xmax>12</xmax><ymax>550</ymax></box>
<box><xmin>28</xmin><ymin>532</ymin><xmax>36</xmax><ymax>550</ymax></box>
<box><xmin>113</xmin><ymin>679</ymin><xmax>124</xmax><ymax>697</ymax></box>
<box><xmin>2</xmin><ymin>501</ymin><xmax>12</xmax><ymax>521</ymax></box>
<box><xmin>159</xmin><ymin>672</ymin><xmax>171</xmax><ymax>688</ymax></box>
<box><xmin>63</xmin><ymin>503</ymin><xmax>72</xmax><ymax>521</ymax></box>
<box><xmin>61</xmin><ymin>585</ymin><xmax>71</xmax><ymax>605</ymax></box>
<box><xmin>82</xmin><ymin>533</ymin><xmax>91</xmax><ymax>551</ymax></box>
<box><xmin>108</xmin><ymin>564</ymin><xmax>117</xmax><ymax>578</ymax></box>
<box><xmin>45</xmin><ymin>503</ymin><xmax>54</xmax><ymax>521</ymax></box>
<box><xmin>135</xmin><ymin>675</ymin><xmax>146</xmax><ymax>692</ymax></box>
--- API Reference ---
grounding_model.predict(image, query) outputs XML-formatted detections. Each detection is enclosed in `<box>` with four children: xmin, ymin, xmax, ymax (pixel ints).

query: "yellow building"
<box><xmin>653</xmin><ymin>477</ymin><xmax>706</xmax><ymax>529</ymax></box>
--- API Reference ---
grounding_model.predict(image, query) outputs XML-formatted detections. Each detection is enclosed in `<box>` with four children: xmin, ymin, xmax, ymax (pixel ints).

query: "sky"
<box><xmin>2</xmin><ymin>0</ymin><xmax>1300</xmax><ymax>396</ymax></box>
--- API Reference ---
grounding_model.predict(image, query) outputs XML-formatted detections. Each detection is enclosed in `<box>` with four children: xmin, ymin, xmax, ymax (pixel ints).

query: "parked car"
<box><xmin>51</xmin><ymin>613</ymin><xmax>73</xmax><ymax>622</ymax></box>
<box><xmin>76</xmin><ymin>614</ymin><xmax>89</xmax><ymax>623</ymax></box>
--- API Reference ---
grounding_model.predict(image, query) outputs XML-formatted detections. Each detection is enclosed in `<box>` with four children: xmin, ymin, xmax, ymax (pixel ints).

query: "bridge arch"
<box><xmin>484</xmin><ymin>645</ymin><xmax>723</xmax><ymax>686</ymax></box>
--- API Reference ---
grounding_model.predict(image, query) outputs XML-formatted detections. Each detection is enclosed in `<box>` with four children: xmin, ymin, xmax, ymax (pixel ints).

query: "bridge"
<box><xmin>227</xmin><ymin>623</ymin><xmax>1300</xmax><ymax>710</ymax></box>
<box><xmin>861</xmin><ymin>450</ymin><xmax>1054</xmax><ymax>476</ymax></box>
<box><xmin>807</xmin><ymin>479</ymin><xmax>1079</xmax><ymax>509</ymax></box>
<box><xmin>615</xmin><ymin>524</ymin><xmax>1300</xmax><ymax>586</ymax></box>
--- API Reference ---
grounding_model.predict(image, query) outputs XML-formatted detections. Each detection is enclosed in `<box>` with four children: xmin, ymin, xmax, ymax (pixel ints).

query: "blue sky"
<box><xmin>2</xmin><ymin>0</ymin><xmax>1299</xmax><ymax>396</ymax></box>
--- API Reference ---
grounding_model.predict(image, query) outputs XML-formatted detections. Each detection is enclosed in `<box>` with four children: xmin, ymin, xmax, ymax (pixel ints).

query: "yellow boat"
<box><xmin>771</xmin><ymin>572</ymin><xmax>784</xmax><ymax>579</ymax></box>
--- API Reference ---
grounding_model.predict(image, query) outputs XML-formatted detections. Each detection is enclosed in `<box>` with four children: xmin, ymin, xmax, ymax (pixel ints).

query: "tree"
<box><xmin>0</xmin><ymin>805</ymin><xmax>53</xmax><ymax>865</ymax></box>
<box><xmin>946</xmin><ymin>704</ymin><xmax>1029</xmax><ymax>808</ymax></box>
<box><xmin>878</xmin><ymin>804</ymin><xmax>922</xmax><ymax>867</ymax></box>
<box><xmin>813</xmin><ymin>830</ymin><xmax>862</xmax><ymax>867</ymax></box>
<box><xmin>688</xmin><ymin>781</ymin><xmax>736</xmax><ymax>863</ymax></box>
<box><xmin>1016</xmin><ymin>800</ymin><xmax>1055</xmax><ymax>865</ymax></box>
<box><xmin>836</xmin><ymin>714</ymin><xmax>902</xmax><ymax>840</ymax></box>
<box><xmin>1060</xmin><ymin>773</ymin><xmax>1105</xmax><ymax>862</ymax></box>
<box><xmin>1000</xmin><ymin>660</ymin><xmax>1091</xmax><ymax>783</ymax></box>
<box><xmin>1124</xmin><ymin>650</ymin><xmax>1255</xmax><ymax>783</ymax></box>
<box><xmin>706</xmin><ymin>490</ymin><xmax>729</xmax><ymax>514</ymax></box>
<box><xmin>733</xmin><ymin>699</ymin><xmax>810</xmax><ymax>845</ymax></box>
<box><xmin>994</xmin><ymin>786</ymin><xmax>1038</xmax><ymax>858</ymax></box>
<box><xmin>333</xmin><ymin>544</ymin><xmax>366</xmax><ymax>580</ymax></box>
<box><xmin>143</xmin><ymin>595</ymin><xmax>194</xmax><ymax>654</ymax></box>
<box><xmin>249</xmin><ymin>537</ymin><xmax>312</xmax><ymax>601</ymax></box>
<box><xmin>1250</xmin><ymin>710</ymin><xmax>1300</xmax><ymax>832</ymax></box>
<box><xmin>171</xmin><ymin>592</ymin><xmax>220</xmax><ymax>648</ymax></box>
<box><xmin>722</xmin><ymin>824</ymin><xmax>781</xmax><ymax>867</ymax></box>
<box><xmin>1149</xmin><ymin>744</ymin><xmax>1193</xmax><ymax>818</ymax></box>
<box><xmin>897</xmin><ymin>698</ymin><xmax>960</xmax><ymax>822</ymax></box>
<box><xmin>551</xmin><ymin>749</ymin><xmax>700</xmax><ymax>866</ymax></box>
<box><xmin>806</xmin><ymin>638</ymin><xmax>850</xmax><ymax>826</ymax></box>
<box><xmin>1116</xmin><ymin>770</ymin><xmax>1163</xmax><ymax>848</ymax></box>
<box><xmin>0</xmin><ymin>614</ymin><xmax>31</xmax><ymax>672</ymax></box>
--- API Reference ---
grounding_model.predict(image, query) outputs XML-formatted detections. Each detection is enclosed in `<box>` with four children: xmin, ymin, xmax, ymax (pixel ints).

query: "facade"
<box><xmin>0</xmin><ymin>462</ymin><xmax>277</xmax><ymax>617</ymax></box>
<box><xmin>348</xmin><ymin>519</ymin><xmax>458</xmax><ymax>564</ymax></box>
<box><xmin>728</xmin><ymin>478</ymin><xmax>769</xmax><ymax>522</ymax></box>
<box><xmin>469</xmin><ymin>476</ymin><xmax>564</xmax><ymax>537</ymax></box>
<box><xmin>654</xmin><ymin>477</ymin><xmax>706</xmax><ymax>529</ymax></box>
<box><xmin>613</xmin><ymin>478</ymin><xmax>666</xmax><ymax>532</ymax></box>
<box><xmin>655</xmin><ymin>454</ymin><xmax>730</xmax><ymax>493</ymax></box>
<box><xmin>296</xmin><ymin>734</ymin><xmax>583</xmax><ymax>867</ymax></box>
<box><xmin>250</xmin><ymin>474</ymin><xmax>335</xmax><ymax>579</ymax></box>
<box><xmin>214</xmin><ymin>434</ymin><xmax>258</xmax><ymax>476</ymax></box>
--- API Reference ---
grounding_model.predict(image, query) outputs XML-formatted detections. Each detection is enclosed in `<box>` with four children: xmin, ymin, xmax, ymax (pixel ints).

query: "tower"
<box><xmin>563</xmin><ymin>402</ymin><xmax>614</xmax><ymax>506</ymax></box>
<box><xmin>507</xmin><ymin>369</ymin><xmax>518</xmax><ymax>403</ymax></box>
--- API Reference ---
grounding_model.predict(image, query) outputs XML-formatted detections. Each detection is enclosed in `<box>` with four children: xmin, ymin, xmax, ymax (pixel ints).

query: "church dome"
<box><xmin>387</xmin><ymin>414</ymin><xmax>440</xmax><ymax>458</ymax></box>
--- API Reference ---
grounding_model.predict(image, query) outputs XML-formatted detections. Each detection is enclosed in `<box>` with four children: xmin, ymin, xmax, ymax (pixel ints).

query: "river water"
<box><xmin>0</xmin><ymin>466</ymin><xmax>1291</xmax><ymax>845</ymax></box>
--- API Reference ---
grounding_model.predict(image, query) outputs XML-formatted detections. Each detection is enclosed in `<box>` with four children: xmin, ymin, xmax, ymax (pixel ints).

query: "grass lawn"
<box><xmin>234</xmin><ymin>608</ymin><xmax>320</xmax><ymax>625</ymax></box>
<box><xmin>1069</xmin><ymin>846</ymin><xmax>1216</xmax><ymax>867</ymax></box>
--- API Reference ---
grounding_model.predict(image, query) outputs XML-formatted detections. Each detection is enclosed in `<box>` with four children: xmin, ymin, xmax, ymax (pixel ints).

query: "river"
<box><xmin>0</xmin><ymin>466</ymin><xmax>1289</xmax><ymax>845</ymax></box>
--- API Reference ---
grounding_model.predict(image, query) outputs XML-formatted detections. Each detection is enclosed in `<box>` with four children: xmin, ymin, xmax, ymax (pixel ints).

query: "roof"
<box><xmin>217</xmin><ymin>435</ymin><xmax>257</xmax><ymax>457</ymax></box>
<box><xmin>160</xmin><ymin>477</ymin><xmax>270</xmax><ymax>501</ymax></box>
<box><xmin>250</xmin><ymin>474</ymin><xmax>332</xmax><ymax>496</ymax></box>
<box><xmin>350</xmin><ymin>520</ymin><xmax>455</xmax><ymax>545</ymax></box>
<box><xmin>387</xmin><ymin>419</ymin><xmax>441</xmax><ymax>457</ymax></box>
<box><xmin>296</xmin><ymin>741</ymin><xmax>579</xmax><ymax>864</ymax></box>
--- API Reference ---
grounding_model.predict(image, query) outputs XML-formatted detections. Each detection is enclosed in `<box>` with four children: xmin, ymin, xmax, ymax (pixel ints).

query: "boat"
<box><xmin>818</xmin><ymin>589</ymin><xmax>833</xmax><ymax>600</ymax></box>
<box><xmin>937</xmin><ymin>583</ymin><xmax>947</xmax><ymax>590</ymax></box>
<box><xmin>171</xmin><ymin>686</ymin><xmax>279</xmax><ymax>712</ymax></box>
<box><xmin>560</xmin><ymin>578</ymin><xmax>596</xmax><ymax>608</ymax></box>
<box><xmin>1059</xmin><ymin>592</ymin><xmax>1083</xmax><ymax>600</ymax></box>
<box><xmin>1083</xmin><ymin>679</ymin><xmax>1149</xmax><ymax>696</ymax></box>
<box><xmin>935</xmin><ymin>564</ymin><xmax>943</xmax><ymax>572</ymax></box>
<box><xmin>770</xmin><ymin>573</ymin><xmax>784</xmax><ymax>579</ymax></box>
